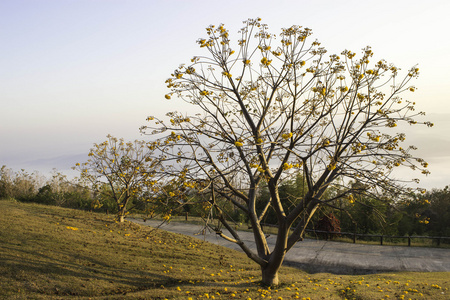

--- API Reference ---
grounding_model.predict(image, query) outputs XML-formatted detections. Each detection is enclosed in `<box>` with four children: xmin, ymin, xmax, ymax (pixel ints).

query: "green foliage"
<box><xmin>0</xmin><ymin>166</ymin><xmax>101</xmax><ymax>211</ymax></box>
<box><xmin>0</xmin><ymin>166</ymin><xmax>41</xmax><ymax>202</ymax></box>
<box><xmin>257</xmin><ymin>174</ymin><xmax>308</xmax><ymax>225</ymax></box>
<box><xmin>396</xmin><ymin>187</ymin><xmax>450</xmax><ymax>237</ymax></box>
<box><xmin>0</xmin><ymin>165</ymin><xmax>14</xmax><ymax>199</ymax></box>
<box><xmin>424</xmin><ymin>187</ymin><xmax>450</xmax><ymax>236</ymax></box>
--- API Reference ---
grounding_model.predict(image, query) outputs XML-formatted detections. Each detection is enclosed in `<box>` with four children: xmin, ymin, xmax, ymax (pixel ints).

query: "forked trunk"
<box><xmin>261</xmin><ymin>265</ymin><xmax>279</xmax><ymax>286</ymax></box>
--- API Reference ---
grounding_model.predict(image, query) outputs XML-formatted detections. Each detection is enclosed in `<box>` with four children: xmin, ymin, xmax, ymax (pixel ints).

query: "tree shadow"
<box><xmin>1</xmin><ymin>240</ymin><xmax>177</xmax><ymax>297</ymax></box>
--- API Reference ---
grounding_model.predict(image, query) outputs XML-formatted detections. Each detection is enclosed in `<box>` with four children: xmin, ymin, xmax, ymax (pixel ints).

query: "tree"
<box><xmin>395</xmin><ymin>187</ymin><xmax>450</xmax><ymax>237</ymax></box>
<box><xmin>0</xmin><ymin>165</ymin><xmax>14</xmax><ymax>199</ymax></box>
<box><xmin>143</xmin><ymin>18</ymin><xmax>433</xmax><ymax>285</ymax></box>
<box><xmin>74</xmin><ymin>135</ymin><xmax>161</xmax><ymax>222</ymax></box>
<box><xmin>421</xmin><ymin>186</ymin><xmax>450</xmax><ymax>236</ymax></box>
<box><xmin>0</xmin><ymin>166</ymin><xmax>44</xmax><ymax>201</ymax></box>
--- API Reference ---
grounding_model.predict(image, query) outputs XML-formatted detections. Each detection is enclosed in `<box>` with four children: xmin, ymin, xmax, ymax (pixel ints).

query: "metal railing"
<box><xmin>260</xmin><ymin>223</ymin><xmax>450</xmax><ymax>247</ymax></box>
<box><xmin>304</xmin><ymin>229</ymin><xmax>450</xmax><ymax>246</ymax></box>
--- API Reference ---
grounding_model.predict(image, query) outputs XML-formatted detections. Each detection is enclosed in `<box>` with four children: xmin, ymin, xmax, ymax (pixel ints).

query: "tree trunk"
<box><xmin>118</xmin><ymin>214</ymin><xmax>125</xmax><ymax>223</ymax></box>
<box><xmin>261</xmin><ymin>266</ymin><xmax>279</xmax><ymax>286</ymax></box>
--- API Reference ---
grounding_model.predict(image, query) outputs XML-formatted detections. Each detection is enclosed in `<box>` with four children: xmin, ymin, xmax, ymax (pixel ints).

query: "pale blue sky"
<box><xmin>1</xmin><ymin>0</ymin><xmax>450</xmax><ymax>189</ymax></box>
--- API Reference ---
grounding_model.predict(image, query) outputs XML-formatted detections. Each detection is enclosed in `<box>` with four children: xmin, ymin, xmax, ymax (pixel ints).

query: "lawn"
<box><xmin>1</xmin><ymin>199</ymin><xmax>448</xmax><ymax>299</ymax></box>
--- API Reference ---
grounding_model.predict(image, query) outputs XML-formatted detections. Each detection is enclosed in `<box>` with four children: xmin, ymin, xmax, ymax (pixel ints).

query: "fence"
<box><xmin>260</xmin><ymin>223</ymin><xmax>450</xmax><ymax>247</ymax></box>
<box><xmin>305</xmin><ymin>229</ymin><xmax>450</xmax><ymax>247</ymax></box>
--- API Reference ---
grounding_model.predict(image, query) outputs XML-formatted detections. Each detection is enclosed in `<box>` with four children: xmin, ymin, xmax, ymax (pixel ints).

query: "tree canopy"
<box><xmin>142</xmin><ymin>18</ymin><xmax>433</xmax><ymax>285</ymax></box>
<box><xmin>74</xmin><ymin>135</ymin><xmax>161</xmax><ymax>222</ymax></box>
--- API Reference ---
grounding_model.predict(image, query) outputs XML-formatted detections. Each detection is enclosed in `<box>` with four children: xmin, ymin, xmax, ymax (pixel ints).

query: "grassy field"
<box><xmin>1</xmin><ymin>200</ymin><xmax>448</xmax><ymax>300</ymax></box>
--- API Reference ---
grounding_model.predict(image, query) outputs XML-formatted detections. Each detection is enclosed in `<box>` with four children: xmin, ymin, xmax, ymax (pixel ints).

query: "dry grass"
<box><xmin>1</xmin><ymin>199</ymin><xmax>448</xmax><ymax>299</ymax></box>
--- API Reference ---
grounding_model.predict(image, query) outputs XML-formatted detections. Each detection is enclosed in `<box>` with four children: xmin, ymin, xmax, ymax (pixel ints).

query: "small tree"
<box><xmin>0</xmin><ymin>166</ymin><xmax>14</xmax><ymax>199</ymax></box>
<box><xmin>143</xmin><ymin>18</ymin><xmax>433</xmax><ymax>285</ymax></box>
<box><xmin>74</xmin><ymin>135</ymin><xmax>161</xmax><ymax>222</ymax></box>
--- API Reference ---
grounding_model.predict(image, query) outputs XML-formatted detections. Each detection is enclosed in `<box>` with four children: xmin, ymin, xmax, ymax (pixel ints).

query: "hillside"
<box><xmin>0</xmin><ymin>199</ymin><xmax>448</xmax><ymax>299</ymax></box>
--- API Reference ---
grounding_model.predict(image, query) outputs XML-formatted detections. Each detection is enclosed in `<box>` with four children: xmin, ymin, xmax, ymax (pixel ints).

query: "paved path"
<box><xmin>131</xmin><ymin>219</ymin><xmax>450</xmax><ymax>275</ymax></box>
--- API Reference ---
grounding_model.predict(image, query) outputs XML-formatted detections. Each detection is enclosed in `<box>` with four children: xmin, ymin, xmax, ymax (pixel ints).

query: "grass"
<box><xmin>0</xmin><ymin>199</ymin><xmax>448</xmax><ymax>300</ymax></box>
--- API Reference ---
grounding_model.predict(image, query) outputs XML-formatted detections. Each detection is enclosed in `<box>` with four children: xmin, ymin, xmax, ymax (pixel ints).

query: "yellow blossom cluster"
<box><xmin>282</xmin><ymin>163</ymin><xmax>293</xmax><ymax>170</ymax></box>
<box><xmin>261</xmin><ymin>57</ymin><xmax>272</xmax><ymax>66</ymax></box>
<box><xmin>281</xmin><ymin>132</ymin><xmax>293</xmax><ymax>140</ymax></box>
<box><xmin>222</xmin><ymin>71</ymin><xmax>232</xmax><ymax>78</ymax></box>
<box><xmin>347</xmin><ymin>194</ymin><xmax>355</xmax><ymax>204</ymax></box>
<box><xmin>367</xmin><ymin>132</ymin><xmax>380</xmax><ymax>142</ymax></box>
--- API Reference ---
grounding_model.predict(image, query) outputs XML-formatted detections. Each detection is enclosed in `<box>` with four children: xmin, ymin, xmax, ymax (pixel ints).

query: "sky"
<box><xmin>1</xmin><ymin>0</ymin><xmax>450</xmax><ymax>190</ymax></box>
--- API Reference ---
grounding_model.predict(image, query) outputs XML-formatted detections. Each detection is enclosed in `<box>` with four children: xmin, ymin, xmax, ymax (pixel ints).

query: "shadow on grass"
<box><xmin>0</xmin><ymin>240</ymin><xmax>176</xmax><ymax>297</ymax></box>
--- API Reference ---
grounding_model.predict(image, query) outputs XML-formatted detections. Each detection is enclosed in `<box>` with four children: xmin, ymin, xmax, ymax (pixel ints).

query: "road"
<box><xmin>131</xmin><ymin>219</ymin><xmax>450</xmax><ymax>274</ymax></box>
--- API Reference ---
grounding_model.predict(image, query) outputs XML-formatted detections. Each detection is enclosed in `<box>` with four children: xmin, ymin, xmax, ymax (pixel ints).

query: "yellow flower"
<box><xmin>409</xmin><ymin>87</ymin><xmax>415</xmax><ymax>92</ymax></box>
<box><xmin>222</xmin><ymin>71</ymin><xmax>232</xmax><ymax>78</ymax></box>
<box><xmin>66</xmin><ymin>226</ymin><xmax>79</xmax><ymax>231</ymax></box>
<box><xmin>359</xmin><ymin>74</ymin><xmax>364</xmax><ymax>80</ymax></box>
<box><xmin>282</xmin><ymin>163</ymin><xmax>293</xmax><ymax>170</ymax></box>
<box><xmin>186</xmin><ymin>67</ymin><xmax>195</xmax><ymax>74</ymax></box>
<box><xmin>244</xmin><ymin>59</ymin><xmax>251</xmax><ymax>65</ymax></box>
<box><xmin>261</xmin><ymin>57</ymin><xmax>272</xmax><ymax>66</ymax></box>
<box><xmin>327</xmin><ymin>163</ymin><xmax>336</xmax><ymax>171</ymax></box>
<box><xmin>347</xmin><ymin>194</ymin><xmax>354</xmax><ymax>204</ymax></box>
<box><xmin>281</xmin><ymin>132</ymin><xmax>293</xmax><ymax>140</ymax></box>
<box><xmin>234</xmin><ymin>141</ymin><xmax>243</xmax><ymax>147</ymax></box>
<box><xmin>165</xmin><ymin>94</ymin><xmax>171</xmax><ymax>100</ymax></box>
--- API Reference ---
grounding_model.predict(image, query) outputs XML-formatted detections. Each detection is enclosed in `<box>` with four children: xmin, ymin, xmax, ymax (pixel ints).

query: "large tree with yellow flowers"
<box><xmin>142</xmin><ymin>18</ymin><xmax>433</xmax><ymax>285</ymax></box>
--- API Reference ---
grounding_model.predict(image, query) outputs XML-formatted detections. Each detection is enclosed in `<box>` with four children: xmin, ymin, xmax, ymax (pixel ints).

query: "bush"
<box><xmin>315</xmin><ymin>213</ymin><xmax>341</xmax><ymax>240</ymax></box>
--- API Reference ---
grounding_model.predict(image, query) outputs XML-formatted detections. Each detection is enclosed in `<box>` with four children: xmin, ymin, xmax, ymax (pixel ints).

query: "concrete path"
<box><xmin>131</xmin><ymin>219</ymin><xmax>450</xmax><ymax>275</ymax></box>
